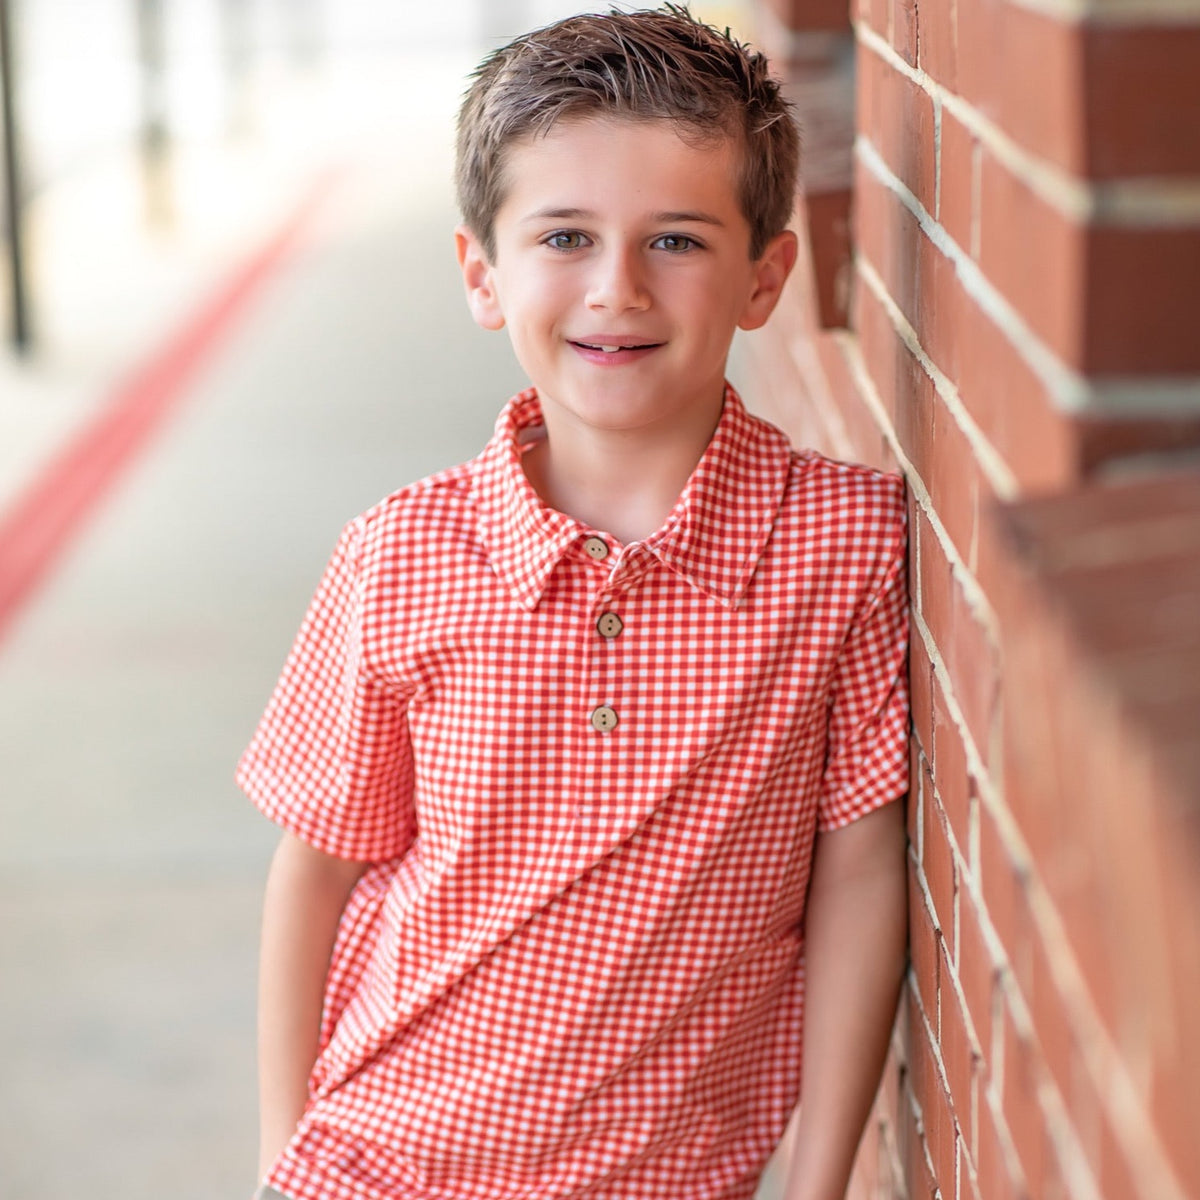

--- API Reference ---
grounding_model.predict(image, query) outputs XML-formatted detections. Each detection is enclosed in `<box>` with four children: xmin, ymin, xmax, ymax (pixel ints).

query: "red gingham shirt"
<box><xmin>238</xmin><ymin>386</ymin><xmax>909</xmax><ymax>1200</ymax></box>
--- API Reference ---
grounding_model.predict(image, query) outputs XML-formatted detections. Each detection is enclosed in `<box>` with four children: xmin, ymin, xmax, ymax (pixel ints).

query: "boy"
<box><xmin>239</xmin><ymin>7</ymin><xmax>909</xmax><ymax>1200</ymax></box>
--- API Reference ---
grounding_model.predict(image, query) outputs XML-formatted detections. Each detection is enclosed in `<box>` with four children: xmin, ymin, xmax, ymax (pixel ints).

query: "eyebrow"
<box><xmin>522</xmin><ymin>207</ymin><xmax>727</xmax><ymax>227</ymax></box>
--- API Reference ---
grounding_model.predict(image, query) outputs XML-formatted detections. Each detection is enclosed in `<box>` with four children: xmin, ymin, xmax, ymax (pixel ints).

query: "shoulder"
<box><xmin>782</xmin><ymin>450</ymin><xmax>906</xmax><ymax>544</ymax></box>
<box><xmin>342</xmin><ymin>461</ymin><xmax>477</xmax><ymax>566</ymax></box>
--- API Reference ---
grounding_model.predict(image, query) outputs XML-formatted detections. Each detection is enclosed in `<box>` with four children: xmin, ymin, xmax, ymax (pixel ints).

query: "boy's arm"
<box><xmin>257</xmin><ymin>832</ymin><xmax>369</xmax><ymax>1180</ymax></box>
<box><xmin>783</xmin><ymin>800</ymin><xmax>908</xmax><ymax>1200</ymax></box>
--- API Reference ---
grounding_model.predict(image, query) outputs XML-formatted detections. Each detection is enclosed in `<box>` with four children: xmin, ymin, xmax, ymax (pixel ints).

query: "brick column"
<box><xmin>741</xmin><ymin>0</ymin><xmax>1200</xmax><ymax>1197</ymax></box>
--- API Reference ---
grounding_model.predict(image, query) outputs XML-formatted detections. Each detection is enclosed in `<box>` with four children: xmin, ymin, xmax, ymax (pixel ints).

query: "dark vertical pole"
<box><xmin>0</xmin><ymin>0</ymin><xmax>30</xmax><ymax>353</ymax></box>
<box><xmin>136</xmin><ymin>0</ymin><xmax>172</xmax><ymax>225</ymax></box>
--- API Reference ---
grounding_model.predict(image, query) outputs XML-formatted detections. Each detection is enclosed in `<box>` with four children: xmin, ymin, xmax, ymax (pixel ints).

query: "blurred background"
<box><xmin>6</xmin><ymin>1</ymin><xmax>1198</xmax><ymax>1199</ymax></box>
<box><xmin>0</xmin><ymin>3</ymin><xmax>751</xmax><ymax>1198</ymax></box>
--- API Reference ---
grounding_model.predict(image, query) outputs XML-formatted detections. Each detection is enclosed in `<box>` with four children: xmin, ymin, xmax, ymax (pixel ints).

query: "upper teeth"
<box><xmin>596</xmin><ymin>345</ymin><xmax>621</xmax><ymax>352</ymax></box>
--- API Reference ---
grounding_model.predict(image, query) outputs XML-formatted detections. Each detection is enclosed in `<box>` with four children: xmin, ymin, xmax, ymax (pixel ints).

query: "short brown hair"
<box><xmin>455</xmin><ymin>4</ymin><xmax>799</xmax><ymax>261</ymax></box>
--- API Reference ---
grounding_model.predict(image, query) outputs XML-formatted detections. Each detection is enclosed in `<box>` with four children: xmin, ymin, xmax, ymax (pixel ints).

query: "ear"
<box><xmin>737</xmin><ymin>229</ymin><xmax>799</xmax><ymax>332</ymax></box>
<box><xmin>455</xmin><ymin>225</ymin><xmax>506</xmax><ymax>331</ymax></box>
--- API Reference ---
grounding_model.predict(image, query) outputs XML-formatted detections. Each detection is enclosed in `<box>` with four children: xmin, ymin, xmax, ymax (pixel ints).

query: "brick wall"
<box><xmin>741</xmin><ymin>1</ymin><xmax>1200</xmax><ymax>1197</ymax></box>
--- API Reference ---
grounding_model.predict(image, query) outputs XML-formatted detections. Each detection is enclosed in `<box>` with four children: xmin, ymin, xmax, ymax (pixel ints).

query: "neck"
<box><xmin>523</xmin><ymin>398</ymin><xmax>723</xmax><ymax>545</ymax></box>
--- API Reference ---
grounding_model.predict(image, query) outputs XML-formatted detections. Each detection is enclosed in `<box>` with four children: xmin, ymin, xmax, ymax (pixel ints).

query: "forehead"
<box><xmin>496</xmin><ymin>116</ymin><xmax>745</xmax><ymax>220</ymax></box>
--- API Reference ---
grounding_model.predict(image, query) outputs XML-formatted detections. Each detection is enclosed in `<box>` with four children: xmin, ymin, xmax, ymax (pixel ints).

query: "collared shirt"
<box><xmin>238</xmin><ymin>385</ymin><xmax>909</xmax><ymax>1200</ymax></box>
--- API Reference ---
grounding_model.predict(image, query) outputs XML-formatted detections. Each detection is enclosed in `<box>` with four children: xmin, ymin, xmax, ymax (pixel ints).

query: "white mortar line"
<box><xmin>857</xmin><ymin>257</ymin><xmax>1022</xmax><ymax>500</ymax></box>
<box><xmin>859</xmin><ymin>25</ymin><xmax>1200</xmax><ymax>229</ymax></box>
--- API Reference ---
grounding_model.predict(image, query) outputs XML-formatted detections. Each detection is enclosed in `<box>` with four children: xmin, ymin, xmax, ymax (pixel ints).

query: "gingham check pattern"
<box><xmin>237</xmin><ymin>386</ymin><xmax>909</xmax><ymax>1200</ymax></box>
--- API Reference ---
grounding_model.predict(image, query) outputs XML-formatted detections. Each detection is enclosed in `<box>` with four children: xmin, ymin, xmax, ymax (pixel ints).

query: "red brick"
<box><xmin>1001</xmin><ymin>1007</ymin><xmax>1050</xmax><ymax>1200</ymax></box>
<box><xmin>977</xmin><ymin>803</ymin><xmax>1028</xmax><ymax>987</ymax></box>
<box><xmin>961</xmin><ymin>1158</ymin><xmax>984</xmax><ymax>1200</ymax></box>
<box><xmin>858</xmin><ymin>0</ymin><xmax>890</xmax><ymax>41</ymax></box>
<box><xmin>909</xmin><ymin>1008</ymin><xmax>957</xmax><ymax>1194</ymax></box>
<box><xmin>855</xmin><ymin>160</ymin><xmax>922</xmax><ymax>333</ymax></box>
<box><xmin>954</xmin><ymin>292</ymin><xmax>1080</xmax><ymax>493</ymax></box>
<box><xmin>977</xmin><ymin>150</ymin><xmax>1087</xmax><ymax>371</ymax></box>
<box><xmin>918</xmin><ymin>516</ymin><xmax>998</xmax><ymax>763</ymax></box>
<box><xmin>814</xmin><ymin>334</ymin><xmax>896</xmax><ymax>467</ymax></box>
<box><xmin>901</xmin><ymin>1080</ymin><xmax>939</xmax><ymax>1199</ymax></box>
<box><xmin>923</xmin><ymin>787</ymin><xmax>958</xmax><ymax>944</ymax></box>
<box><xmin>1025</xmin><ymin>924</ymin><xmax>1078</xmax><ymax>1129</ymax></box>
<box><xmin>957</xmin><ymin>884</ymin><xmax>999</xmax><ymax>1074</ymax></box>
<box><xmin>896</xmin><ymin>344</ymin><xmax>937</xmax><ymax>490</ymax></box>
<box><xmin>891</xmin><ymin>0</ymin><xmax>919</xmax><ymax>66</ymax></box>
<box><xmin>937</xmin><ymin>0</ymin><xmax>1200</xmax><ymax>179</ymax></box>
<box><xmin>910</xmin><ymin>625</ymin><xmax>934</xmax><ymax>758</ymax></box>
<box><xmin>931</xmin><ymin>668</ymin><xmax>970</xmax><ymax>860</ymax></box>
<box><xmin>928</xmin><ymin>395</ymin><xmax>990</xmax><ymax>578</ymax></box>
<box><xmin>946</xmin><ymin>569</ymin><xmax>998</xmax><ymax>768</ymax></box>
<box><xmin>939</xmin><ymin>107</ymin><xmax>977</xmax><ymax>255</ymax></box>
<box><xmin>909</xmin><ymin>868</ymin><xmax>941</xmax><ymax>1024</ymax></box>
<box><xmin>1086</xmin><ymin>224</ymin><xmax>1200</xmax><ymax>373</ymax></box>
<box><xmin>1078</xmin><ymin>411</ymin><xmax>1200</xmax><ymax>477</ymax></box>
<box><xmin>1084</xmin><ymin>25</ymin><xmax>1200</xmax><ymax>178</ymax></box>
<box><xmin>917</xmin><ymin>0</ymin><xmax>957</xmax><ymax>90</ymax></box>
<box><xmin>931</xmin><ymin>724</ymin><xmax>969</xmax><ymax>888</ymax></box>
<box><xmin>764</xmin><ymin>0</ymin><xmax>853</xmax><ymax>32</ymax></box>
<box><xmin>805</xmin><ymin>188</ymin><xmax>854</xmax><ymax>329</ymax></box>
<box><xmin>977</xmin><ymin>1091</ymin><xmax>1027</xmax><ymax>1200</ymax></box>
<box><xmin>978</xmin><ymin>149</ymin><xmax>1200</xmax><ymax>375</ymax></box>
<box><xmin>1055</xmin><ymin>1043</ymin><xmax>1106</xmax><ymax>1194</ymax></box>
<box><xmin>957</xmin><ymin>0</ymin><xmax>1081</xmax><ymax>174</ymax></box>
<box><xmin>916</xmin><ymin>505</ymin><xmax>952</xmax><ymax>652</ymax></box>
<box><xmin>1096</xmin><ymin>1107</ymin><xmax>1143</xmax><ymax>1200</ymax></box>
<box><xmin>916</xmin><ymin>542</ymin><xmax>993</xmax><ymax>763</ymax></box>
<box><xmin>854</xmin><ymin>280</ymin><xmax>935</xmax><ymax>478</ymax></box>
<box><xmin>939</xmin><ymin>954</ymin><xmax>982</xmax><ymax>1161</ymax></box>
<box><xmin>859</xmin><ymin>44</ymin><xmax>937</xmax><ymax>216</ymax></box>
<box><xmin>918</xmin><ymin>225</ymin><xmax>962</xmax><ymax>392</ymax></box>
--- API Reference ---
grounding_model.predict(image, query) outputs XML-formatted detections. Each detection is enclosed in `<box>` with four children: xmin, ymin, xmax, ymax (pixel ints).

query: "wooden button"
<box><xmin>583</xmin><ymin>537</ymin><xmax>610</xmax><ymax>561</ymax></box>
<box><xmin>590</xmin><ymin>705</ymin><xmax>619</xmax><ymax>733</ymax></box>
<box><xmin>596</xmin><ymin>612</ymin><xmax>624</xmax><ymax>639</ymax></box>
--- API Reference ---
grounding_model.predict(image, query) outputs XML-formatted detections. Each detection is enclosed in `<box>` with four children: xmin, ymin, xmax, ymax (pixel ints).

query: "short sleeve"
<box><xmin>817</xmin><ymin>477</ymin><xmax>910</xmax><ymax>832</ymax></box>
<box><xmin>236</xmin><ymin>517</ymin><xmax>416</xmax><ymax>860</ymax></box>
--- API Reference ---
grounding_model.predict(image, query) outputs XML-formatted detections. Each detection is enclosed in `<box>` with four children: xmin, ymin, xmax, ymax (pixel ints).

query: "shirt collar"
<box><xmin>471</xmin><ymin>384</ymin><xmax>793</xmax><ymax>612</ymax></box>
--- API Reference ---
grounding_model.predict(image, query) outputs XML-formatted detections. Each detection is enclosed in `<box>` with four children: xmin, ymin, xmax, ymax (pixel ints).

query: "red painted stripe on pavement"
<box><xmin>0</xmin><ymin>167</ymin><xmax>342</xmax><ymax>647</ymax></box>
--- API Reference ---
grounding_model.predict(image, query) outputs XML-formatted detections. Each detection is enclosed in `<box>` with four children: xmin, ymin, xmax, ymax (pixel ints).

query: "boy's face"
<box><xmin>456</xmin><ymin>117</ymin><xmax>796</xmax><ymax>444</ymax></box>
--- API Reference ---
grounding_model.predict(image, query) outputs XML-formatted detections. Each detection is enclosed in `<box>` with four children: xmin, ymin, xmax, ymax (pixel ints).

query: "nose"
<box><xmin>586</xmin><ymin>245</ymin><xmax>650</xmax><ymax>313</ymax></box>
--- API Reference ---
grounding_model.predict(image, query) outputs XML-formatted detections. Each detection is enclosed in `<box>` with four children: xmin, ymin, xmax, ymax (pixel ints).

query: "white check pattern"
<box><xmin>238</xmin><ymin>386</ymin><xmax>909</xmax><ymax>1200</ymax></box>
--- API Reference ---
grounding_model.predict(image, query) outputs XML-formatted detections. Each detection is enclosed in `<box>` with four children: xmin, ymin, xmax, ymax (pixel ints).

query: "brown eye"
<box><xmin>546</xmin><ymin>231</ymin><xmax>586</xmax><ymax>250</ymax></box>
<box><xmin>654</xmin><ymin>234</ymin><xmax>697</xmax><ymax>253</ymax></box>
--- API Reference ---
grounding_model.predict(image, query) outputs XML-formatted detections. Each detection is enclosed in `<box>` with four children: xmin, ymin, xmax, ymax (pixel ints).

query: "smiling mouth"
<box><xmin>572</xmin><ymin>340</ymin><xmax>662</xmax><ymax>353</ymax></box>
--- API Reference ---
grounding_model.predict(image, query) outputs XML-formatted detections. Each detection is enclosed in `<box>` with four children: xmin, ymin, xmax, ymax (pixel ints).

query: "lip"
<box><xmin>568</xmin><ymin>336</ymin><xmax>664</xmax><ymax>366</ymax></box>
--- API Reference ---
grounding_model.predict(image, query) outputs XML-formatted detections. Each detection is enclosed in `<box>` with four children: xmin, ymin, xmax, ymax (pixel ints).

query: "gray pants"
<box><xmin>255</xmin><ymin>1188</ymin><xmax>293</xmax><ymax>1200</ymax></box>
